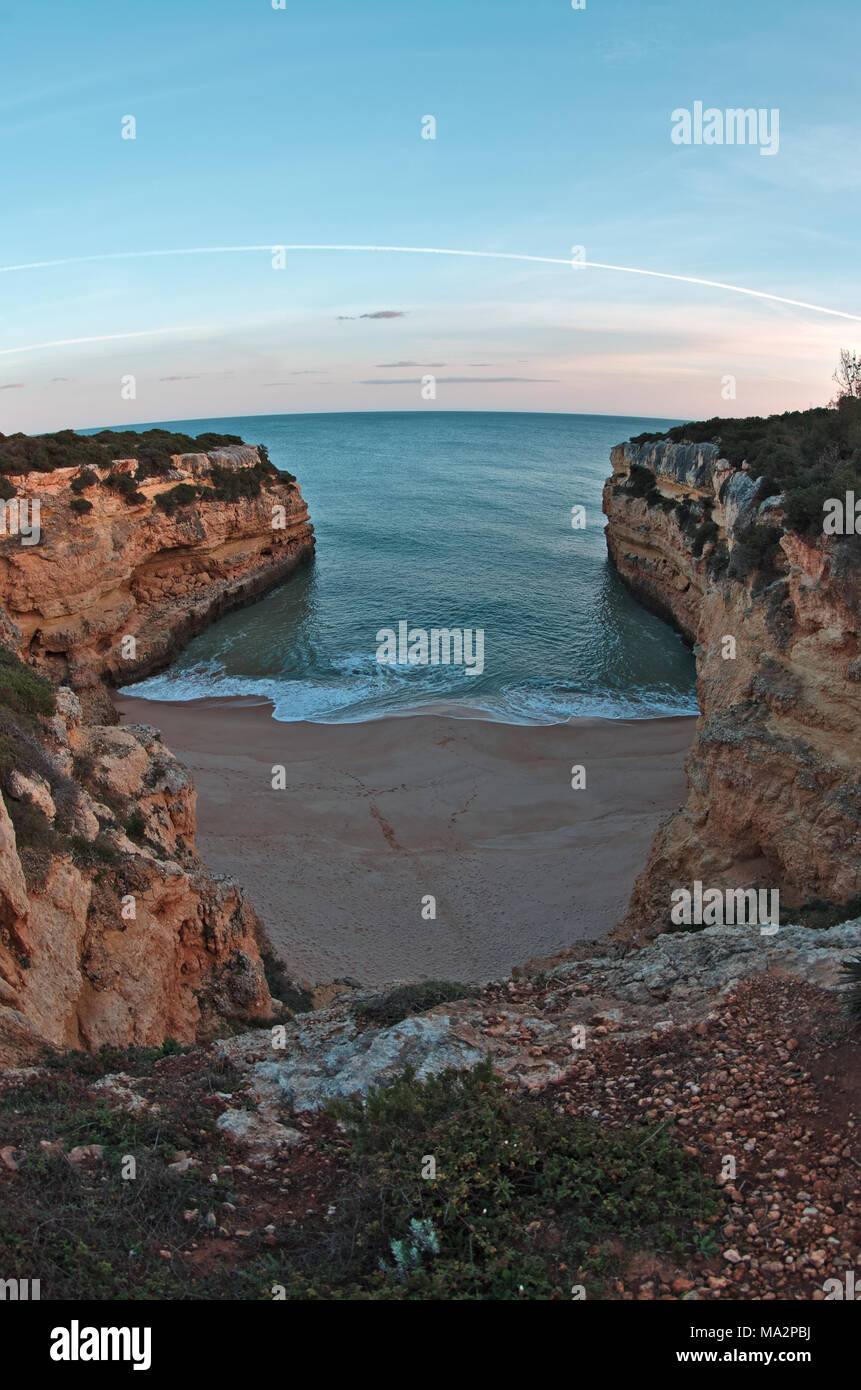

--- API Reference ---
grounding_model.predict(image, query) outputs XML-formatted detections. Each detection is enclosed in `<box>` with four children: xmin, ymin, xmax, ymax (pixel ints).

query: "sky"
<box><xmin>1</xmin><ymin>0</ymin><xmax>860</xmax><ymax>433</ymax></box>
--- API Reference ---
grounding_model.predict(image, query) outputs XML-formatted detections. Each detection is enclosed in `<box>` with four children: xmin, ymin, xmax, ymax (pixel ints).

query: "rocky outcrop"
<box><xmin>0</xmin><ymin>685</ymin><xmax>278</xmax><ymax>1064</ymax></box>
<box><xmin>0</xmin><ymin>439</ymin><xmax>316</xmax><ymax>1061</ymax></box>
<box><xmin>603</xmin><ymin>438</ymin><xmax>861</xmax><ymax>941</ymax></box>
<box><xmin>0</xmin><ymin>445</ymin><xmax>314</xmax><ymax>720</ymax></box>
<box><xmin>213</xmin><ymin>919</ymin><xmax>859</xmax><ymax>1113</ymax></box>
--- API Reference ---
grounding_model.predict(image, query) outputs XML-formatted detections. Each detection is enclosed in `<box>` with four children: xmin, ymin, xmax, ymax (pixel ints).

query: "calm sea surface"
<box><xmin>95</xmin><ymin>411</ymin><xmax>697</xmax><ymax>723</ymax></box>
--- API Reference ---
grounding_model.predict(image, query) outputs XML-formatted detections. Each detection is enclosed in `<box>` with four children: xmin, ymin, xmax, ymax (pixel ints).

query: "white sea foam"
<box><xmin>126</xmin><ymin>664</ymin><xmax>698</xmax><ymax>726</ymax></box>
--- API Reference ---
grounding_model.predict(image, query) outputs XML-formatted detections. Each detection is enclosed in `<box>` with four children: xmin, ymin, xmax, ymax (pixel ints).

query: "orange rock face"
<box><xmin>603</xmin><ymin>439</ymin><xmax>861</xmax><ymax>942</ymax></box>
<box><xmin>0</xmin><ymin>445</ymin><xmax>314</xmax><ymax>718</ymax></box>
<box><xmin>0</xmin><ymin>445</ymin><xmax>312</xmax><ymax>1059</ymax></box>
<box><xmin>0</xmin><ymin>689</ymin><xmax>278</xmax><ymax>1064</ymax></box>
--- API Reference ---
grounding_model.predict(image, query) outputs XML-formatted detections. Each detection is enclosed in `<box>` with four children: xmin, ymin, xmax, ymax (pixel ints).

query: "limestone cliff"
<box><xmin>0</xmin><ymin>684</ymin><xmax>281</xmax><ymax>1064</ymax></box>
<box><xmin>0</xmin><ymin>439</ymin><xmax>314</xmax><ymax>1061</ymax></box>
<box><xmin>0</xmin><ymin>444</ymin><xmax>314</xmax><ymax>720</ymax></box>
<box><xmin>603</xmin><ymin>436</ymin><xmax>861</xmax><ymax>942</ymax></box>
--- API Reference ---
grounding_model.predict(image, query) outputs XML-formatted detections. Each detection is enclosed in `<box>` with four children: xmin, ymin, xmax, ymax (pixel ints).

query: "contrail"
<box><xmin>0</xmin><ymin>327</ymin><xmax>196</xmax><ymax>357</ymax></box>
<box><xmin>0</xmin><ymin>244</ymin><xmax>859</xmax><ymax>351</ymax></box>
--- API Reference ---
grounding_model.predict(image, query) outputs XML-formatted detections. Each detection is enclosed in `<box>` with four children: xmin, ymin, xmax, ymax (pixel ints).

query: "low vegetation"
<box><xmin>0</xmin><ymin>428</ymin><xmax>245</xmax><ymax>479</ymax></box>
<box><xmin>269</xmin><ymin>1061</ymin><xmax>719</xmax><ymax>1299</ymax></box>
<box><xmin>0</xmin><ymin>1057</ymin><xmax>720</xmax><ymax>1300</ymax></box>
<box><xmin>629</xmin><ymin>390</ymin><xmax>861</xmax><ymax>538</ymax></box>
<box><xmin>353</xmin><ymin>980</ymin><xmax>474</xmax><ymax>1027</ymax></box>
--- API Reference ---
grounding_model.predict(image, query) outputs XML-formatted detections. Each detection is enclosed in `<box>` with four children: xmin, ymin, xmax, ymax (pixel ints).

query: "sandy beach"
<box><xmin>115</xmin><ymin>696</ymin><xmax>695</xmax><ymax>986</ymax></box>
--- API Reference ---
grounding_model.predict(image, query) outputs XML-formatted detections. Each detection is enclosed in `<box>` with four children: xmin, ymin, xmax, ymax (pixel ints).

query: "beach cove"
<box><xmin>115</xmin><ymin>694</ymin><xmax>695</xmax><ymax>985</ymax></box>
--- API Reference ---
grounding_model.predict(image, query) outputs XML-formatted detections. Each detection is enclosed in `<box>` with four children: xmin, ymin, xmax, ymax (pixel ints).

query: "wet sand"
<box><xmin>115</xmin><ymin>695</ymin><xmax>695</xmax><ymax>986</ymax></box>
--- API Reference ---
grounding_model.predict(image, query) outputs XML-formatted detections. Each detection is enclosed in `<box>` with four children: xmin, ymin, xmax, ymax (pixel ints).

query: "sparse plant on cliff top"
<box><xmin>831</xmin><ymin>349</ymin><xmax>861</xmax><ymax>404</ymax></box>
<box><xmin>124</xmin><ymin>809</ymin><xmax>147</xmax><ymax>842</ymax></box>
<box><xmin>729</xmin><ymin>522</ymin><xmax>784</xmax><ymax>580</ymax></box>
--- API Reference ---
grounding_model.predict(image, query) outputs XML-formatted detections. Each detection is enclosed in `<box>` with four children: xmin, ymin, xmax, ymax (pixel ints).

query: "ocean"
<box><xmin>101</xmin><ymin>411</ymin><xmax>698</xmax><ymax>724</ymax></box>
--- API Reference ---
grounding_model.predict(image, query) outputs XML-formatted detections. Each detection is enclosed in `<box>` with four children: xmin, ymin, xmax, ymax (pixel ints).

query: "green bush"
<box><xmin>0</xmin><ymin>647</ymin><xmax>55</xmax><ymax>723</ymax></box>
<box><xmin>154</xmin><ymin>483</ymin><xmax>199</xmax><ymax>516</ymax></box>
<box><xmin>293</xmin><ymin>1061</ymin><xmax>720</xmax><ymax>1299</ymax></box>
<box><xmin>105</xmin><ymin>472</ymin><xmax>145</xmax><ymax>505</ymax></box>
<box><xmin>354</xmin><ymin>980</ymin><xmax>474</xmax><ymax>1027</ymax></box>
<box><xmin>0</xmin><ymin>428</ymin><xmax>245</xmax><ymax>479</ymax></box>
<box><xmin>70</xmin><ymin>469</ymin><xmax>99</xmax><ymax>493</ymax></box>
<box><xmin>207</xmin><ymin>463</ymin><xmax>265</xmax><ymax>502</ymax></box>
<box><xmin>259</xmin><ymin>948</ymin><xmax>313</xmax><ymax>1014</ymax></box>
<box><xmin>4</xmin><ymin>796</ymin><xmax>61</xmax><ymax>889</ymax></box>
<box><xmin>124</xmin><ymin>809</ymin><xmax>147</xmax><ymax>842</ymax></box>
<box><xmin>625</xmin><ymin>463</ymin><xmax>661</xmax><ymax>501</ymax></box>
<box><xmin>736</xmin><ymin>523</ymin><xmax>783</xmax><ymax>558</ymax></box>
<box><xmin>629</xmin><ymin>396</ymin><xmax>861</xmax><ymax>539</ymax></box>
<box><xmin>70</xmin><ymin>497</ymin><xmax>93</xmax><ymax>515</ymax></box>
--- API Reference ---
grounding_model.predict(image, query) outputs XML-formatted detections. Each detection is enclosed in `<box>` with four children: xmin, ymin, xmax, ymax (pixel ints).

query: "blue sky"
<box><xmin>2</xmin><ymin>0</ymin><xmax>860</xmax><ymax>431</ymax></box>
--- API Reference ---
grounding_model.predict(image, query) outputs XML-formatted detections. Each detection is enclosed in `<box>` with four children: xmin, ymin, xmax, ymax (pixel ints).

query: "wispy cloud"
<box><xmin>0</xmin><ymin>382</ymin><xmax>24</xmax><ymax>390</ymax></box>
<box><xmin>376</xmin><ymin>360</ymin><xmax>445</xmax><ymax>368</ymax></box>
<box><xmin>337</xmin><ymin>310</ymin><xmax>407</xmax><ymax>320</ymax></box>
<box><xmin>360</xmin><ymin>375</ymin><xmax>557</xmax><ymax>385</ymax></box>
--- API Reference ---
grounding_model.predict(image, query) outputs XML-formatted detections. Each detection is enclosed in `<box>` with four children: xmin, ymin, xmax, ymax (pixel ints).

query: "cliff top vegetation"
<box><xmin>0</xmin><ymin>427</ymin><xmax>250</xmax><ymax>480</ymax></box>
<box><xmin>629</xmin><ymin>357</ymin><xmax>861</xmax><ymax>535</ymax></box>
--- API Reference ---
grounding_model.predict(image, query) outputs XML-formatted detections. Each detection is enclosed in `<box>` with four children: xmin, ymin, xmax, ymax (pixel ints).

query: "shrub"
<box><xmin>4</xmin><ymin>796</ymin><xmax>61</xmax><ymax>889</ymax></box>
<box><xmin>625</xmin><ymin>463</ymin><xmax>661</xmax><ymax>501</ymax></box>
<box><xmin>207</xmin><ymin>463</ymin><xmax>264</xmax><ymax>502</ymax></box>
<box><xmin>734</xmin><ymin>523</ymin><xmax>783</xmax><ymax>567</ymax></box>
<box><xmin>105</xmin><ymin>472</ymin><xmax>145</xmax><ymax>505</ymax></box>
<box><xmin>305</xmin><ymin>1061</ymin><xmax>719</xmax><ymax>1299</ymax></box>
<box><xmin>70</xmin><ymin>497</ymin><xmax>93</xmax><ymax>515</ymax></box>
<box><xmin>154</xmin><ymin>483</ymin><xmax>199</xmax><ymax>516</ymax></box>
<box><xmin>628</xmin><ymin>395</ymin><xmax>861</xmax><ymax>539</ymax></box>
<box><xmin>124</xmin><ymin>809</ymin><xmax>147</xmax><ymax>842</ymax></box>
<box><xmin>69</xmin><ymin>834</ymin><xmax>122</xmax><ymax>868</ymax></box>
<box><xmin>0</xmin><ymin>648</ymin><xmax>55</xmax><ymax>723</ymax></box>
<box><xmin>692</xmin><ymin>520</ymin><xmax>719</xmax><ymax>557</ymax></box>
<box><xmin>259</xmin><ymin>948</ymin><xmax>313</xmax><ymax>1013</ymax></box>
<box><xmin>70</xmin><ymin>469</ymin><xmax>99</xmax><ymax>493</ymax></box>
<box><xmin>0</xmin><ymin>428</ymin><xmax>245</xmax><ymax>480</ymax></box>
<box><xmin>353</xmin><ymin>980</ymin><xmax>474</xmax><ymax>1027</ymax></box>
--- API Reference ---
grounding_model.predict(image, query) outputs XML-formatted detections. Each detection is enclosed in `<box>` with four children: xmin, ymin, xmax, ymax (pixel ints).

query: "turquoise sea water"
<box><xmin>103</xmin><ymin>411</ymin><xmax>697</xmax><ymax>724</ymax></box>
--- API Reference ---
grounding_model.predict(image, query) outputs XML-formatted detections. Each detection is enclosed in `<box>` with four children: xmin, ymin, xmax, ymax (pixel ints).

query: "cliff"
<box><xmin>603</xmin><ymin>432</ymin><xmax>861</xmax><ymax>942</ymax></box>
<box><xmin>0</xmin><ymin>443</ymin><xmax>314</xmax><ymax>720</ymax></box>
<box><xmin>0</xmin><ymin>436</ymin><xmax>314</xmax><ymax>1060</ymax></box>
